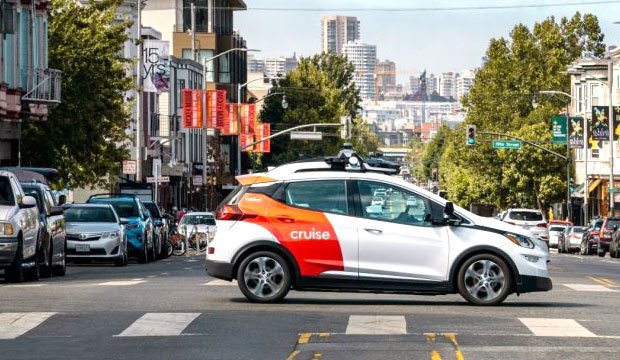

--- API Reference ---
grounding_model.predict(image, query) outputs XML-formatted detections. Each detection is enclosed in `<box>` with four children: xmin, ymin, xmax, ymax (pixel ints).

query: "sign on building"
<box><xmin>122</xmin><ymin>160</ymin><xmax>137</xmax><ymax>175</ymax></box>
<box><xmin>551</xmin><ymin>115</ymin><xmax>567</xmax><ymax>145</ymax></box>
<box><xmin>142</xmin><ymin>40</ymin><xmax>170</xmax><ymax>93</ymax></box>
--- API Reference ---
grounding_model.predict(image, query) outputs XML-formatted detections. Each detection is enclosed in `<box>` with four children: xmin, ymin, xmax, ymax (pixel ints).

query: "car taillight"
<box><xmin>536</xmin><ymin>223</ymin><xmax>547</xmax><ymax>228</ymax></box>
<box><xmin>216</xmin><ymin>205</ymin><xmax>257</xmax><ymax>221</ymax></box>
<box><xmin>506</xmin><ymin>222</ymin><xmax>516</xmax><ymax>225</ymax></box>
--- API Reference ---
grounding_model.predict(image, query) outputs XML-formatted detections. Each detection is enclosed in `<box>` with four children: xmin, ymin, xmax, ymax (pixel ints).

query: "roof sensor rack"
<box><xmin>324</xmin><ymin>144</ymin><xmax>398</xmax><ymax>175</ymax></box>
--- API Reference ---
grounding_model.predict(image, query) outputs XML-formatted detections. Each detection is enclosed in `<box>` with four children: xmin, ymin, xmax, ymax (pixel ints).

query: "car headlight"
<box><xmin>0</xmin><ymin>222</ymin><xmax>15</xmax><ymax>236</ymax></box>
<box><xmin>504</xmin><ymin>233</ymin><xmax>535</xmax><ymax>249</ymax></box>
<box><xmin>105</xmin><ymin>231</ymin><xmax>121</xmax><ymax>238</ymax></box>
<box><xmin>126</xmin><ymin>223</ymin><xmax>138</xmax><ymax>230</ymax></box>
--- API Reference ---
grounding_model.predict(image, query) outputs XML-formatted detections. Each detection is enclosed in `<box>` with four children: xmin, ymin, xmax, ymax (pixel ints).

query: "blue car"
<box><xmin>87</xmin><ymin>195</ymin><xmax>155</xmax><ymax>263</ymax></box>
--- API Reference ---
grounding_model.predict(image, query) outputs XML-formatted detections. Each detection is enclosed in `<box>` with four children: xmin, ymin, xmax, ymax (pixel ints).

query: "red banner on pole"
<box><xmin>216</xmin><ymin>90</ymin><xmax>226</xmax><ymax>129</ymax></box>
<box><xmin>182</xmin><ymin>89</ymin><xmax>202</xmax><ymax>129</ymax></box>
<box><xmin>222</xmin><ymin>103</ymin><xmax>238</xmax><ymax>135</ymax></box>
<box><xmin>262</xmin><ymin>123</ymin><xmax>271</xmax><ymax>153</ymax></box>
<box><xmin>240</xmin><ymin>133</ymin><xmax>254</xmax><ymax>152</ymax></box>
<box><xmin>240</xmin><ymin>103</ymin><xmax>256</xmax><ymax>134</ymax></box>
<box><xmin>206</xmin><ymin>90</ymin><xmax>216</xmax><ymax>128</ymax></box>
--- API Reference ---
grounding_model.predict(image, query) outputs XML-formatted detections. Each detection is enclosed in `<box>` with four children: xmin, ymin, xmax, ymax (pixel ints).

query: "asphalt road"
<box><xmin>2</xmin><ymin>250</ymin><xmax>620</xmax><ymax>360</ymax></box>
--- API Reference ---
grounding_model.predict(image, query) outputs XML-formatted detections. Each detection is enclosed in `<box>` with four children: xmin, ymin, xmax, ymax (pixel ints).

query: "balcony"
<box><xmin>21</xmin><ymin>68</ymin><xmax>62</xmax><ymax>104</ymax></box>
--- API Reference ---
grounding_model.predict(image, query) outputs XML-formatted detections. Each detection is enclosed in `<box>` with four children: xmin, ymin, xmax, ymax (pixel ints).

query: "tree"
<box><xmin>439</xmin><ymin>12</ymin><xmax>605</xmax><ymax>211</ymax></box>
<box><xmin>21</xmin><ymin>0</ymin><xmax>133</xmax><ymax>188</ymax></box>
<box><xmin>259</xmin><ymin>53</ymin><xmax>375</xmax><ymax>166</ymax></box>
<box><xmin>415</xmin><ymin>126</ymin><xmax>451</xmax><ymax>183</ymax></box>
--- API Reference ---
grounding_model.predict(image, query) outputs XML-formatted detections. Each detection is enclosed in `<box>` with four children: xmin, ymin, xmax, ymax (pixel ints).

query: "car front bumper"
<box><xmin>518</xmin><ymin>275</ymin><xmax>553</xmax><ymax>293</ymax></box>
<box><xmin>67</xmin><ymin>237</ymin><xmax>123</xmax><ymax>259</ymax></box>
<box><xmin>205</xmin><ymin>259</ymin><xmax>234</xmax><ymax>281</ymax></box>
<box><xmin>0</xmin><ymin>238</ymin><xmax>18</xmax><ymax>267</ymax></box>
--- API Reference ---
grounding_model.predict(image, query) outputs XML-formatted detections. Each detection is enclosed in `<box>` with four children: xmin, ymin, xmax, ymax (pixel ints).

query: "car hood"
<box><xmin>471</xmin><ymin>215</ymin><xmax>534</xmax><ymax>238</ymax></box>
<box><xmin>0</xmin><ymin>206</ymin><xmax>17</xmax><ymax>222</ymax></box>
<box><xmin>66</xmin><ymin>222</ymin><xmax>120</xmax><ymax>233</ymax></box>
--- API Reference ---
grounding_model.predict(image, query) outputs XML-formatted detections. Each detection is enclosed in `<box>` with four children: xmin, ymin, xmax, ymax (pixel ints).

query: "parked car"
<box><xmin>580</xmin><ymin>218</ymin><xmax>604</xmax><ymax>255</ymax></box>
<box><xmin>559</xmin><ymin>226</ymin><xmax>588</xmax><ymax>254</ymax></box>
<box><xmin>501</xmin><ymin>208</ymin><xmax>549</xmax><ymax>243</ymax></box>
<box><xmin>0</xmin><ymin>171</ymin><xmax>42</xmax><ymax>282</ymax></box>
<box><xmin>371</xmin><ymin>196</ymin><xmax>385</xmax><ymax>208</ymax></box>
<box><xmin>143</xmin><ymin>201</ymin><xmax>167</xmax><ymax>259</ymax></box>
<box><xmin>87</xmin><ymin>194</ymin><xmax>154</xmax><ymax>263</ymax></box>
<box><xmin>609</xmin><ymin>226</ymin><xmax>620</xmax><ymax>258</ymax></box>
<box><xmin>64</xmin><ymin>204</ymin><xmax>128</xmax><ymax>266</ymax></box>
<box><xmin>596</xmin><ymin>217</ymin><xmax>620</xmax><ymax>257</ymax></box>
<box><xmin>548</xmin><ymin>224</ymin><xmax>569</xmax><ymax>249</ymax></box>
<box><xmin>21</xmin><ymin>182</ymin><xmax>67</xmax><ymax>277</ymax></box>
<box><xmin>178</xmin><ymin>212</ymin><xmax>217</xmax><ymax>242</ymax></box>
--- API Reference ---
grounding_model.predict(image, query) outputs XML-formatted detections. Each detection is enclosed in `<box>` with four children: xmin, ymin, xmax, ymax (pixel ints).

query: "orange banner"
<box><xmin>240</xmin><ymin>103</ymin><xmax>256</xmax><ymax>134</ymax></box>
<box><xmin>240</xmin><ymin>133</ymin><xmax>254</xmax><ymax>152</ymax></box>
<box><xmin>254</xmin><ymin>123</ymin><xmax>271</xmax><ymax>153</ymax></box>
<box><xmin>182</xmin><ymin>89</ymin><xmax>202</xmax><ymax>129</ymax></box>
<box><xmin>216</xmin><ymin>90</ymin><xmax>226</xmax><ymax>129</ymax></box>
<box><xmin>222</xmin><ymin>103</ymin><xmax>238</xmax><ymax>135</ymax></box>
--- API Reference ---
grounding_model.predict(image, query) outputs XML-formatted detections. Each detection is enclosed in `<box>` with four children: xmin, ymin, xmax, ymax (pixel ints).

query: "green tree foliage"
<box><xmin>21</xmin><ymin>0</ymin><xmax>133</xmax><ymax>188</ymax></box>
<box><xmin>260</xmin><ymin>53</ymin><xmax>377</xmax><ymax>165</ymax></box>
<box><xmin>440</xmin><ymin>13</ymin><xmax>604</xmax><ymax>210</ymax></box>
<box><xmin>414</xmin><ymin>126</ymin><xmax>450</xmax><ymax>183</ymax></box>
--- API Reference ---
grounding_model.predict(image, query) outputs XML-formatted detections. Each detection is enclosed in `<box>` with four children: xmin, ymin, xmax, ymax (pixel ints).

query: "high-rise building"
<box><xmin>247</xmin><ymin>54</ymin><xmax>265</xmax><ymax>74</ymax></box>
<box><xmin>456</xmin><ymin>70</ymin><xmax>475</xmax><ymax>102</ymax></box>
<box><xmin>427</xmin><ymin>74</ymin><xmax>438</xmax><ymax>95</ymax></box>
<box><xmin>343</xmin><ymin>41</ymin><xmax>376</xmax><ymax>100</ymax></box>
<box><xmin>375</xmin><ymin>60</ymin><xmax>396</xmax><ymax>97</ymax></box>
<box><xmin>439</xmin><ymin>72</ymin><xmax>456</xmax><ymax>99</ymax></box>
<box><xmin>321</xmin><ymin>16</ymin><xmax>360</xmax><ymax>54</ymax></box>
<box><xmin>264</xmin><ymin>54</ymin><xmax>298</xmax><ymax>78</ymax></box>
<box><xmin>409</xmin><ymin>73</ymin><xmax>423</xmax><ymax>95</ymax></box>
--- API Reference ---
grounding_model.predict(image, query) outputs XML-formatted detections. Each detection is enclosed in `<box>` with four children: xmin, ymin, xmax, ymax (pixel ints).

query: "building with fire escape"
<box><xmin>0</xmin><ymin>0</ymin><xmax>61</xmax><ymax>165</ymax></box>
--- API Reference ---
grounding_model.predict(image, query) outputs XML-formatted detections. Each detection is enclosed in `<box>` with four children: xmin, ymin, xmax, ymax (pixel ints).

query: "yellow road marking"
<box><xmin>424</xmin><ymin>332</ymin><xmax>437</xmax><ymax>342</ymax></box>
<box><xmin>587</xmin><ymin>275</ymin><xmax>618</xmax><ymax>287</ymax></box>
<box><xmin>311</xmin><ymin>353</ymin><xmax>323</xmax><ymax>360</ymax></box>
<box><xmin>285</xmin><ymin>350</ymin><xmax>301</xmax><ymax>360</ymax></box>
<box><xmin>298</xmin><ymin>333</ymin><xmax>312</xmax><ymax>344</ymax></box>
<box><xmin>455</xmin><ymin>350</ymin><xmax>466</xmax><ymax>360</ymax></box>
<box><xmin>318</xmin><ymin>333</ymin><xmax>330</xmax><ymax>339</ymax></box>
<box><xmin>430</xmin><ymin>350</ymin><xmax>443</xmax><ymax>360</ymax></box>
<box><xmin>444</xmin><ymin>333</ymin><xmax>459</xmax><ymax>346</ymax></box>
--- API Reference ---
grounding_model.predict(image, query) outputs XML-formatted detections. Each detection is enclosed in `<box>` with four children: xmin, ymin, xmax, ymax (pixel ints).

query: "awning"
<box><xmin>572</xmin><ymin>183</ymin><xmax>585</xmax><ymax>198</ymax></box>
<box><xmin>589</xmin><ymin>179</ymin><xmax>602</xmax><ymax>194</ymax></box>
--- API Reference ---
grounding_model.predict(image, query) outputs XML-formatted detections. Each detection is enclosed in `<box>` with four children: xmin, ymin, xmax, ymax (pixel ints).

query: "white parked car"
<box><xmin>371</xmin><ymin>196</ymin><xmax>385</xmax><ymax>208</ymax></box>
<box><xmin>548</xmin><ymin>225</ymin><xmax>568</xmax><ymax>249</ymax></box>
<box><xmin>179</xmin><ymin>212</ymin><xmax>217</xmax><ymax>242</ymax></box>
<box><xmin>206</xmin><ymin>153</ymin><xmax>552</xmax><ymax>306</ymax></box>
<box><xmin>501</xmin><ymin>208</ymin><xmax>549</xmax><ymax>243</ymax></box>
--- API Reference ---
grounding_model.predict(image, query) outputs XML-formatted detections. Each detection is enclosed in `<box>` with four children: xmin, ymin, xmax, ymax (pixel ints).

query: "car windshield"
<box><xmin>65</xmin><ymin>207</ymin><xmax>117</xmax><ymax>223</ymax></box>
<box><xmin>91</xmin><ymin>200</ymin><xmax>139</xmax><ymax>218</ymax></box>
<box><xmin>549</xmin><ymin>226</ymin><xmax>565</xmax><ymax>232</ymax></box>
<box><xmin>0</xmin><ymin>176</ymin><xmax>15</xmax><ymax>206</ymax></box>
<box><xmin>180</xmin><ymin>214</ymin><xmax>216</xmax><ymax>226</ymax></box>
<box><xmin>508</xmin><ymin>211</ymin><xmax>543</xmax><ymax>221</ymax></box>
<box><xmin>605</xmin><ymin>219</ymin><xmax>620</xmax><ymax>229</ymax></box>
<box><xmin>144</xmin><ymin>203</ymin><xmax>161</xmax><ymax>218</ymax></box>
<box><xmin>593</xmin><ymin>221</ymin><xmax>603</xmax><ymax>231</ymax></box>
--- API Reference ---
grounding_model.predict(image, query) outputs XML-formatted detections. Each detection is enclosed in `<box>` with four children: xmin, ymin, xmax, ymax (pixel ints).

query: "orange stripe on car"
<box><xmin>235</xmin><ymin>174</ymin><xmax>276</xmax><ymax>186</ymax></box>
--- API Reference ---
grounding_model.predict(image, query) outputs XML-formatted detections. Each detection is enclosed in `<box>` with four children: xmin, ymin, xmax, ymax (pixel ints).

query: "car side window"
<box><xmin>45</xmin><ymin>190</ymin><xmax>57</xmax><ymax>207</ymax></box>
<box><xmin>10</xmin><ymin>178</ymin><xmax>24</xmax><ymax>203</ymax></box>
<box><xmin>284</xmin><ymin>180</ymin><xmax>348</xmax><ymax>215</ymax></box>
<box><xmin>358</xmin><ymin>180</ymin><xmax>433</xmax><ymax>227</ymax></box>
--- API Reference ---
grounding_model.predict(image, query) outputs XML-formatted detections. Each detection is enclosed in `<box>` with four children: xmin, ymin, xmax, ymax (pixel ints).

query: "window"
<box><xmin>65</xmin><ymin>207</ymin><xmax>117</xmax><ymax>223</ymax></box>
<box><xmin>591</xmin><ymin>148</ymin><xmax>599</xmax><ymax>159</ymax></box>
<box><xmin>284</xmin><ymin>180</ymin><xmax>348</xmax><ymax>215</ymax></box>
<box><xmin>181</xmin><ymin>49</ymin><xmax>214</xmax><ymax>82</ymax></box>
<box><xmin>0</xmin><ymin>176</ymin><xmax>15</xmax><ymax>205</ymax></box>
<box><xmin>507</xmin><ymin>211</ymin><xmax>543</xmax><ymax>221</ymax></box>
<box><xmin>358</xmin><ymin>180</ymin><xmax>433</xmax><ymax>226</ymax></box>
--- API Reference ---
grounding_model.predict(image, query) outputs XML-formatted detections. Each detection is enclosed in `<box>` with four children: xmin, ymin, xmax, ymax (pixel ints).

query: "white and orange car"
<box><xmin>205</xmin><ymin>153</ymin><xmax>551</xmax><ymax>306</ymax></box>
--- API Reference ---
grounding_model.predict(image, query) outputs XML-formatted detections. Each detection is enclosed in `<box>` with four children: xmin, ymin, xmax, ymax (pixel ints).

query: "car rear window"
<box><xmin>91</xmin><ymin>199</ymin><xmax>139</xmax><ymax>218</ymax></box>
<box><xmin>574</xmin><ymin>227</ymin><xmax>587</xmax><ymax>233</ymax></box>
<box><xmin>549</xmin><ymin>226</ymin><xmax>565</xmax><ymax>232</ymax></box>
<box><xmin>605</xmin><ymin>219</ymin><xmax>620</xmax><ymax>229</ymax></box>
<box><xmin>180</xmin><ymin>214</ymin><xmax>216</xmax><ymax>226</ymax></box>
<box><xmin>508</xmin><ymin>211</ymin><xmax>543</xmax><ymax>221</ymax></box>
<box><xmin>144</xmin><ymin>203</ymin><xmax>161</xmax><ymax>218</ymax></box>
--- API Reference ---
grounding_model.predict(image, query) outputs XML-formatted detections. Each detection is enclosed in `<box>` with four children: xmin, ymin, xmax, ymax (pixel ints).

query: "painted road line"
<box><xmin>519</xmin><ymin>318</ymin><xmax>597</xmax><ymax>337</ymax></box>
<box><xmin>425</xmin><ymin>333</ymin><xmax>466</xmax><ymax>360</ymax></box>
<box><xmin>3</xmin><ymin>284</ymin><xmax>48</xmax><ymax>288</ymax></box>
<box><xmin>0</xmin><ymin>312</ymin><xmax>56</xmax><ymax>339</ymax></box>
<box><xmin>587</xmin><ymin>275</ymin><xmax>619</xmax><ymax>287</ymax></box>
<box><xmin>116</xmin><ymin>313</ymin><xmax>200</xmax><ymax>337</ymax></box>
<box><xmin>346</xmin><ymin>315</ymin><xmax>407</xmax><ymax>335</ymax></box>
<box><xmin>285</xmin><ymin>350</ymin><xmax>301</xmax><ymax>360</ymax></box>
<box><xmin>203</xmin><ymin>279</ymin><xmax>237</xmax><ymax>286</ymax></box>
<box><xmin>563</xmin><ymin>284</ymin><xmax>617</xmax><ymax>292</ymax></box>
<box><xmin>98</xmin><ymin>279</ymin><xmax>146</xmax><ymax>286</ymax></box>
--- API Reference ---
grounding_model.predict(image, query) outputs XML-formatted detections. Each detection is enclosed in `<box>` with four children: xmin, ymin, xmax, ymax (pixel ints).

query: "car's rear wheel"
<box><xmin>580</xmin><ymin>240</ymin><xmax>588</xmax><ymax>255</ymax></box>
<box><xmin>52</xmin><ymin>243</ymin><xmax>66</xmax><ymax>276</ymax></box>
<box><xmin>558</xmin><ymin>241</ymin><xmax>564</xmax><ymax>253</ymax></box>
<box><xmin>610</xmin><ymin>241</ymin><xmax>618</xmax><ymax>258</ymax></box>
<box><xmin>40</xmin><ymin>240</ymin><xmax>53</xmax><ymax>278</ymax></box>
<box><xmin>598</xmin><ymin>247</ymin><xmax>606</xmax><ymax>257</ymax></box>
<box><xmin>115</xmin><ymin>242</ymin><xmax>128</xmax><ymax>267</ymax></box>
<box><xmin>237</xmin><ymin>251</ymin><xmax>291</xmax><ymax>303</ymax></box>
<box><xmin>149</xmin><ymin>235</ymin><xmax>157</xmax><ymax>262</ymax></box>
<box><xmin>26</xmin><ymin>244</ymin><xmax>41</xmax><ymax>281</ymax></box>
<box><xmin>6</xmin><ymin>236</ymin><xmax>25</xmax><ymax>283</ymax></box>
<box><xmin>457</xmin><ymin>254</ymin><xmax>512</xmax><ymax>306</ymax></box>
<box><xmin>137</xmin><ymin>237</ymin><xmax>148</xmax><ymax>264</ymax></box>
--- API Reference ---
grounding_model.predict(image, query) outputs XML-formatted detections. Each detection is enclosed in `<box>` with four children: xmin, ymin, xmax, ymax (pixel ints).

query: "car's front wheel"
<box><xmin>237</xmin><ymin>251</ymin><xmax>291</xmax><ymax>303</ymax></box>
<box><xmin>457</xmin><ymin>254</ymin><xmax>512</xmax><ymax>306</ymax></box>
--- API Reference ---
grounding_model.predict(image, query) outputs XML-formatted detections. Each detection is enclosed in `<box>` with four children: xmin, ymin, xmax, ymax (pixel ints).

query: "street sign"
<box><xmin>192</xmin><ymin>175</ymin><xmax>203</xmax><ymax>186</ymax></box>
<box><xmin>290</xmin><ymin>131</ymin><xmax>323</xmax><ymax>140</ymax></box>
<box><xmin>122</xmin><ymin>160</ymin><xmax>137</xmax><ymax>175</ymax></box>
<box><xmin>608</xmin><ymin>187</ymin><xmax>619</xmax><ymax>193</ymax></box>
<box><xmin>152</xmin><ymin>158</ymin><xmax>162</xmax><ymax>178</ymax></box>
<box><xmin>492</xmin><ymin>140</ymin><xmax>522</xmax><ymax>149</ymax></box>
<box><xmin>146</xmin><ymin>176</ymin><xmax>169</xmax><ymax>183</ymax></box>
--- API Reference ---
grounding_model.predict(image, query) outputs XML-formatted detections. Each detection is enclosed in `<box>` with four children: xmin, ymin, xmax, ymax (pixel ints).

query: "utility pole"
<box><xmin>609</xmin><ymin>58</ymin><xmax>615</xmax><ymax>217</ymax></box>
<box><xmin>135</xmin><ymin>0</ymin><xmax>143</xmax><ymax>182</ymax></box>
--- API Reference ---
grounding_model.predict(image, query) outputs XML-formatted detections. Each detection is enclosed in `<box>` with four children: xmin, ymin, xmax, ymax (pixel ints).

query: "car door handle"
<box><xmin>364</xmin><ymin>228</ymin><xmax>383</xmax><ymax>235</ymax></box>
<box><xmin>277</xmin><ymin>216</ymin><xmax>295</xmax><ymax>223</ymax></box>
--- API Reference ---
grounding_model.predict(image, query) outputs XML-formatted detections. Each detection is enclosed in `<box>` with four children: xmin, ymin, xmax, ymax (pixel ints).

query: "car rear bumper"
<box><xmin>0</xmin><ymin>239</ymin><xmax>18</xmax><ymax>267</ymax></box>
<box><xmin>205</xmin><ymin>259</ymin><xmax>234</xmax><ymax>281</ymax></box>
<box><xmin>518</xmin><ymin>275</ymin><xmax>553</xmax><ymax>293</ymax></box>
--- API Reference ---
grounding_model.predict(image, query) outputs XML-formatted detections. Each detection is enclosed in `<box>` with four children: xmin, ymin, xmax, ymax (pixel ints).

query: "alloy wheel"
<box><xmin>463</xmin><ymin>259</ymin><xmax>506</xmax><ymax>302</ymax></box>
<box><xmin>243</xmin><ymin>256</ymin><xmax>286</xmax><ymax>299</ymax></box>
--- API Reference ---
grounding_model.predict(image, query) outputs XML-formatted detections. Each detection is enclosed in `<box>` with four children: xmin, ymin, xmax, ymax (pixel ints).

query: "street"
<box><xmin>0</xmin><ymin>252</ymin><xmax>619</xmax><ymax>360</ymax></box>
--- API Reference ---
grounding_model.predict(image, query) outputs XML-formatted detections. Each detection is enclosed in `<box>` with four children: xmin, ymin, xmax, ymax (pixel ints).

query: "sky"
<box><xmin>235</xmin><ymin>0</ymin><xmax>620</xmax><ymax>83</ymax></box>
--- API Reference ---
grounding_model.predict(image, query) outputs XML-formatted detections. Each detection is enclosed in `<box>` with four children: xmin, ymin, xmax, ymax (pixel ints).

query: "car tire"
<box><xmin>115</xmin><ymin>243</ymin><xmax>128</xmax><ymax>267</ymax></box>
<box><xmin>610</xmin><ymin>242</ymin><xmax>617</xmax><ymax>258</ymax></box>
<box><xmin>138</xmin><ymin>237</ymin><xmax>148</xmax><ymax>264</ymax></box>
<box><xmin>237</xmin><ymin>251</ymin><xmax>291</xmax><ymax>303</ymax></box>
<box><xmin>598</xmin><ymin>248</ymin><xmax>606</xmax><ymax>257</ymax></box>
<box><xmin>52</xmin><ymin>243</ymin><xmax>66</xmax><ymax>277</ymax></box>
<box><xmin>164</xmin><ymin>240</ymin><xmax>173</xmax><ymax>258</ymax></box>
<box><xmin>580</xmin><ymin>240</ymin><xmax>587</xmax><ymax>255</ymax></box>
<box><xmin>558</xmin><ymin>242</ymin><xmax>564</xmax><ymax>253</ymax></box>
<box><xmin>6</xmin><ymin>235</ymin><xmax>25</xmax><ymax>283</ymax></box>
<box><xmin>26</xmin><ymin>244</ymin><xmax>41</xmax><ymax>282</ymax></box>
<box><xmin>457</xmin><ymin>254</ymin><xmax>512</xmax><ymax>306</ymax></box>
<box><xmin>149</xmin><ymin>234</ymin><xmax>157</xmax><ymax>262</ymax></box>
<box><xmin>40</xmin><ymin>241</ymin><xmax>53</xmax><ymax>278</ymax></box>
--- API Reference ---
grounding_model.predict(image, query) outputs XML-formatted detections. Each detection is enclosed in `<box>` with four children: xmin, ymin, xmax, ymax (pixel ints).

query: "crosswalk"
<box><xmin>1</xmin><ymin>312</ymin><xmax>619</xmax><ymax>341</ymax></box>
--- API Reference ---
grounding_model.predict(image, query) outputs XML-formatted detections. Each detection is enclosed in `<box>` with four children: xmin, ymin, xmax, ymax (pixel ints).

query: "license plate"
<box><xmin>75</xmin><ymin>244</ymin><xmax>90</xmax><ymax>252</ymax></box>
<box><xmin>522</xmin><ymin>225</ymin><xmax>530</xmax><ymax>230</ymax></box>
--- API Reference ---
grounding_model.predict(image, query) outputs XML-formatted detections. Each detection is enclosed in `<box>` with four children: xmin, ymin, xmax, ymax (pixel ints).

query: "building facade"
<box><xmin>456</xmin><ymin>69</ymin><xmax>475</xmax><ymax>102</ymax></box>
<box><xmin>439</xmin><ymin>72</ymin><xmax>456</xmax><ymax>100</ymax></box>
<box><xmin>321</xmin><ymin>15</ymin><xmax>360</xmax><ymax>54</ymax></box>
<box><xmin>343</xmin><ymin>40</ymin><xmax>376</xmax><ymax>100</ymax></box>
<box><xmin>0</xmin><ymin>0</ymin><xmax>61</xmax><ymax>165</ymax></box>
<box><xmin>375</xmin><ymin>59</ymin><xmax>396</xmax><ymax>98</ymax></box>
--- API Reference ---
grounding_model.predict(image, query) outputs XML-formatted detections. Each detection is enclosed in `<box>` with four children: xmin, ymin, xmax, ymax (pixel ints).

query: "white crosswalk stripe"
<box><xmin>563</xmin><ymin>284</ymin><xmax>617</xmax><ymax>292</ymax></box>
<box><xmin>519</xmin><ymin>318</ymin><xmax>598</xmax><ymax>337</ymax></box>
<box><xmin>97</xmin><ymin>279</ymin><xmax>146</xmax><ymax>286</ymax></box>
<box><xmin>204</xmin><ymin>279</ymin><xmax>237</xmax><ymax>286</ymax></box>
<box><xmin>116</xmin><ymin>313</ymin><xmax>201</xmax><ymax>337</ymax></box>
<box><xmin>0</xmin><ymin>312</ymin><xmax>56</xmax><ymax>339</ymax></box>
<box><xmin>346</xmin><ymin>315</ymin><xmax>407</xmax><ymax>335</ymax></box>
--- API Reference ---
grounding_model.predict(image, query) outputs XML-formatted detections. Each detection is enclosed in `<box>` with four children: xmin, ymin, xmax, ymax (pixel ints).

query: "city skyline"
<box><xmin>236</xmin><ymin>0</ymin><xmax>620</xmax><ymax>82</ymax></box>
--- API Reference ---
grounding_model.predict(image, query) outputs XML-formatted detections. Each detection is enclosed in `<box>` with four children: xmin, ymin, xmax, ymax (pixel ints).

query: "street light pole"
<box><xmin>608</xmin><ymin>59</ymin><xmax>615</xmax><ymax>217</ymax></box>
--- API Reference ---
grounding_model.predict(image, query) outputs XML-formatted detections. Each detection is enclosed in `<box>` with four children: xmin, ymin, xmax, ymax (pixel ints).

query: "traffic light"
<box><xmin>466</xmin><ymin>124</ymin><xmax>476</xmax><ymax>146</ymax></box>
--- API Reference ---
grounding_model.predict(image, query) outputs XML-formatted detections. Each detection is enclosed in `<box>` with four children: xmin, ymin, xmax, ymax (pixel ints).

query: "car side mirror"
<box><xmin>50</xmin><ymin>206</ymin><xmax>64</xmax><ymax>216</ymax></box>
<box><xmin>441</xmin><ymin>202</ymin><xmax>461</xmax><ymax>226</ymax></box>
<box><xmin>20</xmin><ymin>195</ymin><xmax>37</xmax><ymax>209</ymax></box>
<box><xmin>57</xmin><ymin>194</ymin><xmax>67</xmax><ymax>206</ymax></box>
